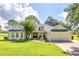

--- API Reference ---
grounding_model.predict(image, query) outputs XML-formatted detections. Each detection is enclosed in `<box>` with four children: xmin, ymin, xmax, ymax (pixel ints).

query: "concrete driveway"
<box><xmin>54</xmin><ymin>40</ymin><xmax>79</xmax><ymax>56</ymax></box>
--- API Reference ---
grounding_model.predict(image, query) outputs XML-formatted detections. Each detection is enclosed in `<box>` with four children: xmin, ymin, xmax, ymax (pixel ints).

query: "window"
<box><xmin>41</xmin><ymin>27</ymin><xmax>43</xmax><ymax>29</ymax></box>
<box><xmin>21</xmin><ymin>32</ymin><xmax>23</xmax><ymax>37</ymax></box>
<box><xmin>38</xmin><ymin>27</ymin><xmax>41</xmax><ymax>31</ymax></box>
<box><xmin>16</xmin><ymin>32</ymin><xmax>19</xmax><ymax>37</ymax></box>
<box><xmin>11</xmin><ymin>32</ymin><xmax>14</xmax><ymax>37</ymax></box>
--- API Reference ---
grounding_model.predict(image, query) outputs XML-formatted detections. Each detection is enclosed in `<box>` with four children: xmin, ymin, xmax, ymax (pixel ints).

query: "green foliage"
<box><xmin>65</xmin><ymin>3</ymin><xmax>79</xmax><ymax>29</ymax></box>
<box><xmin>45</xmin><ymin>16</ymin><xmax>58</xmax><ymax>26</ymax></box>
<box><xmin>21</xmin><ymin>15</ymin><xmax>39</xmax><ymax>38</ymax></box>
<box><xmin>21</xmin><ymin>20</ymin><xmax>36</xmax><ymax>35</ymax></box>
<box><xmin>25</xmin><ymin>15</ymin><xmax>40</xmax><ymax>24</ymax></box>
<box><xmin>45</xmin><ymin>16</ymin><xmax>71</xmax><ymax>30</ymax></box>
<box><xmin>72</xmin><ymin>28</ymin><xmax>79</xmax><ymax>34</ymax></box>
<box><xmin>72</xmin><ymin>34</ymin><xmax>79</xmax><ymax>41</ymax></box>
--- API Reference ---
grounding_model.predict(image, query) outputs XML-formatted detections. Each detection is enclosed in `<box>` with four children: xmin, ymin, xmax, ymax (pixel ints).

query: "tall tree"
<box><xmin>64</xmin><ymin>3</ymin><xmax>79</xmax><ymax>30</ymax></box>
<box><xmin>25</xmin><ymin>15</ymin><xmax>40</xmax><ymax>24</ymax></box>
<box><xmin>25</xmin><ymin>15</ymin><xmax>40</xmax><ymax>30</ymax></box>
<box><xmin>21</xmin><ymin>20</ymin><xmax>36</xmax><ymax>39</ymax></box>
<box><xmin>45</xmin><ymin>16</ymin><xmax>58</xmax><ymax>26</ymax></box>
<box><xmin>21</xmin><ymin>15</ymin><xmax>39</xmax><ymax>39</ymax></box>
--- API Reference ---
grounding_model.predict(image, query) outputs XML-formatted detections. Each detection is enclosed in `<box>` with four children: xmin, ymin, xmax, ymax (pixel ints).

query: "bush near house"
<box><xmin>0</xmin><ymin>33</ymin><xmax>8</xmax><ymax>40</ymax></box>
<box><xmin>72</xmin><ymin>35</ymin><xmax>79</xmax><ymax>41</ymax></box>
<box><xmin>72</xmin><ymin>30</ymin><xmax>79</xmax><ymax>41</ymax></box>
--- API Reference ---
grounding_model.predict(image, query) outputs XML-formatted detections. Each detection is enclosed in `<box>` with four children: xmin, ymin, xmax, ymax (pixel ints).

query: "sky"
<box><xmin>0</xmin><ymin>3</ymin><xmax>70</xmax><ymax>30</ymax></box>
<box><xmin>30</xmin><ymin>3</ymin><xmax>70</xmax><ymax>23</ymax></box>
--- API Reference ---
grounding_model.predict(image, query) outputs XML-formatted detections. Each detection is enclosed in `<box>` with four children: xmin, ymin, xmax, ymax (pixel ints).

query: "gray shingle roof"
<box><xmin>52</xmin><ymin>24</ymin><xmax>68</xmax><ymax>30</ymax></box>
<box><xmin>43</xmin><ymin>24</ymin><xmax>68</xmax><ymax>32</ymax></box>
<box><xmin>8</xmin><ymin>24</ymin><xmax>68</xmax><ymax>32</ymax></box>
<box><xmin>9</xmin><ymin>25</ymin><xmax>25</xmax><ymax>31</ymax></box>
<box><xmin>51</xmin><ymin>24</ymin><xmax>68</xmax><ymax>31</ymax></box>
<box><xmin>43</xmin><ymin>24</ymin><xmax>53</xmax><ymax>32</ymax></box>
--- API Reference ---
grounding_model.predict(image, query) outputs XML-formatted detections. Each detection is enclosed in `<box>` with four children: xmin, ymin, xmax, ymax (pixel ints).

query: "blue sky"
<box><xmin>0</xmin><ymin>3</ymin><xmax>70</xmax><ymax>29</ymax></box>
<box><xmin>30</xmin><ymin>3</ymin><xmax>70</xmax><ymax>23</ymax></box>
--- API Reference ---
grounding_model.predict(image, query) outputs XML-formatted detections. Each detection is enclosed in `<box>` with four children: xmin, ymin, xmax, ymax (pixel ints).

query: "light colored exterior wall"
<box><xmin>47</xmin><ymin>31</ymin><xmax>72</xmax><ymax>41</ymax></box>
<box><xmin>8</xmin><ymin>31</ymin><xmax>26</xmax><ymax>40</ymax></box>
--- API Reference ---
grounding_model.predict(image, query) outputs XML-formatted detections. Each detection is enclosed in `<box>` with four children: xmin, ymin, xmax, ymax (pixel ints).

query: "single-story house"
<box><xmin>8</xmin><ymin>24</ymin><xmax>46</xmax><ymax>40</ymax></box>
<box><xmin>7</xmin><ymin>24</ymin><xmax>72</xmax><ymax>41</ymax></box>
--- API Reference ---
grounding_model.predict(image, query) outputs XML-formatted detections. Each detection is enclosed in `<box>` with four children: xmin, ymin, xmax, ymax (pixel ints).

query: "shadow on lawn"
<box><xmin>0</xmin><ymin>40</ymin><xmax>7</xmax><ymax>41</ymax></box>
<box><xmin>11</xmin><ymin>39</ymin><xmax>31</xmax><ymax>43</ymax></box>
<box><xmin>0</xmin><ymin>39</ymin><xmax>32</xmax><ymax>43</ymax></box>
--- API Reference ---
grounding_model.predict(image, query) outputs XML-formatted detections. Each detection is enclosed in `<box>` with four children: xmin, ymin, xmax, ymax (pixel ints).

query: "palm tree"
<box><xmin>65</xmin><ymin>3</ymin><xmax>79</xmax><ymax>30</ymax></box>
<box><xmin>25</xmin><ymin>15</ymin><xmax>40</xmax><ymax>24</ymax></box>
<box><xmin>25</xmin><ymin>15</ymin><xmax>40</xmax><ymax>31</ymax></box>
<box><xmin>21</xmin><ymin>20</ymin><xmax>36</xmax><ymax>39</ymax></box>
<box><xmin>21</xmin><ymin>15</ymin><xmax>40</xmax><ymax>39</ymax></box>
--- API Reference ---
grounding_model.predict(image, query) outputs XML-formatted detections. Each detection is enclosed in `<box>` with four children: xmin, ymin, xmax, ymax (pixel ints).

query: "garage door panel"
<box><xmin>49</xmin><ymin>32</ymin><xmax>71</xmax><ymax>40</ymax></box>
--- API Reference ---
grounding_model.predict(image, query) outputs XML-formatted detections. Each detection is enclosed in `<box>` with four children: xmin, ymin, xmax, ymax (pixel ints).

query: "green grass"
<box><xmin>0</xmin><ymin>34</ymin><xmax>68</xmax><ymax>56</ymax></box>
<box><xmin>73</xmin><ymin>35</ymin><xmax>79</xmax><ymax>41</ymax></box>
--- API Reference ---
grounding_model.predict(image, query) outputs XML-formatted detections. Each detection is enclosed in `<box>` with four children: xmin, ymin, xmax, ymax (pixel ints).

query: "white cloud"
<box><xmin>3</xmin><ymin>3</ymin><xmax>12</xmax><ymax>10</ymax></box>
<box><xmin>57</xmin><ymin>11</ymin><xmax>68</xmax><ymax>23</ymax></box>
<box><xmin>15</xmin><ymin>16</ymin><xmax>22</xmax><ymax>22</ymax></box>
<box><xmin>57</xmin><ymin>11</ymin><xmax>68</xmax><ymax>19</ymax></box>
<box><xmin>0</xmin><ymin>3</ymin><xmax>39</xmax><ymax>20</ymax></box>
<box><xmin>0</xmin><ymin>16</ymin><xmax>8</xmax><ymax>30</ymax></box>
<box><xmin>23</xmin><ymin>6</ymin><xmax>39</xmax><ymax>19</ymax></box>
<box><xmin>0</xmin><ymin>3</ymin><xmax>39</xmax><ymax>30</ymax></box>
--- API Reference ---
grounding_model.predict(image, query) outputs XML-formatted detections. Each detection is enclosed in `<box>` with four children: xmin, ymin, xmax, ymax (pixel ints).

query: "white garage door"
<box><xmin>47</xmin><ymin>32</ymin><xmax>72</xmax><ymax>41</ymax></box>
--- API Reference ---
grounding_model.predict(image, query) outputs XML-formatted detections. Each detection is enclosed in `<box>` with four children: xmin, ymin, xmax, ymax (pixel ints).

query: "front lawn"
<box><xmin>0</xmin><ymin>34</ymin><xmax>68</xmax><ymax>56</ymax></box>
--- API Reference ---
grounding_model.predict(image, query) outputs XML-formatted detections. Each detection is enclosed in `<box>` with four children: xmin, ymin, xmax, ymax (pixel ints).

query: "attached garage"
<box><xmin>49</xmin><ymin>31</ymin><xmax>72</xmax><ymax>41</ymax></box>
<box><xmin>46</xmin><ymin>24</ymin><xmax>72</xmax><ymax>41</ymax></box>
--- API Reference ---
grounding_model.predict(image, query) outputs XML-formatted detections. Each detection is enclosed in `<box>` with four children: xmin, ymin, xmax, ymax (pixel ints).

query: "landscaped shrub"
<box><xmin>4</xmin><ymin>37</ymin><xmax>8</xmax><ymax>40</ymax></box>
